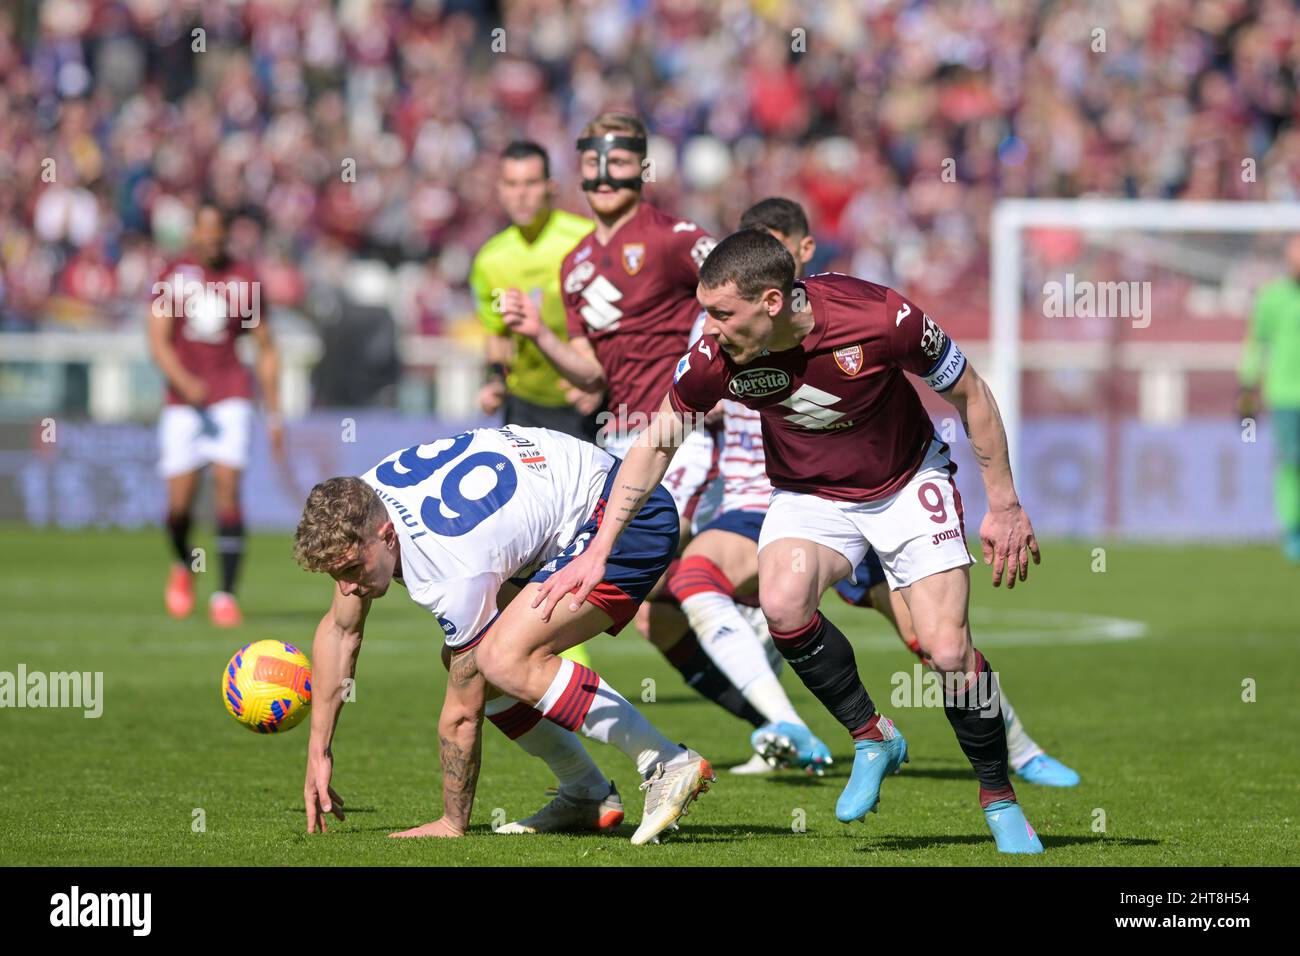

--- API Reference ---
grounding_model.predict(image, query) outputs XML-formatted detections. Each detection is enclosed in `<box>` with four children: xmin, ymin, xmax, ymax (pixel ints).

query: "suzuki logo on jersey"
<box><xmin>579</xmin><ymin>274</ymin><xmax>625</xmax><ymax>331</ymax></box>
<box><xmin>833</xmin><ymin>345</ymin><xmax>863</xmax><ymax>376</ymax></box>
<box><xmin>895</xmin><ymin>302</ymin><xmax>912</xmax><ymax>326</ymax></box>
<box><xmin>780</xmin><ymin>384</ymin><xmax>847</xmax><ymax>429</ymax></box>
<box><xmin>728</xmin><ymin>367</ymin><xmax>791</xmax><ymax>399</ymax></box>
<box><xmin>622</xmin><ymin>243</ymin><xmax>646</xmax><ymax>275</ymax></box>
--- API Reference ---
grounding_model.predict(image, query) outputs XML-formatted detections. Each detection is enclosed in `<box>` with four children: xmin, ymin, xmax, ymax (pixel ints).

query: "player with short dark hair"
<box><xmin>672</xmin><ymin>197</ymin><xmax>1078</xmax><ymax>787</ymax></box>
<box><xmin>536</xmin><ymin>228</ymin><xmax>1047</xmax><ymax>853</ymax></box>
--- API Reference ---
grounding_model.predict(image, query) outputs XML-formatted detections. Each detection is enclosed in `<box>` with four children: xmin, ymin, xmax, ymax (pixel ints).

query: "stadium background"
<box><xmin>0</xmin><ymin>0</ymin><xmax>1295</xmax><ymax>539</ymax></box>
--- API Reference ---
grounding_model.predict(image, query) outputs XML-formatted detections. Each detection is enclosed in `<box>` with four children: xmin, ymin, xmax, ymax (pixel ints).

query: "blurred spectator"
<box><xmin>0</xmin><ymin>0</ymin><xmax>1291</xmax><ymax>346</ymax></box>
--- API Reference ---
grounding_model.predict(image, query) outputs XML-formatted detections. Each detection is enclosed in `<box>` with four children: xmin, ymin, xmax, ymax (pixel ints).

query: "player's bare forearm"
<box><xmin>946</xmin><ymin>366</ymin><xmax>1018</xmax><ymax>509</ymax></box>
<box><xmin>590</xmin><ymin>400</ymin><xmax>687</xmax><ymax>556</ymax></box>
<box><xmin>438</xmin><ymin>649</ymin><xmax>486</xmax><ymax>831</ymax></box>
<box><xmin>534</xmin><ymin>327</ymin><xmax>605</xmax><ymax>391</ymax></box>
<box><xmin>308</xmin><ymin>590</ymin><xmax>368</xmax><ymax>756</ymax></box>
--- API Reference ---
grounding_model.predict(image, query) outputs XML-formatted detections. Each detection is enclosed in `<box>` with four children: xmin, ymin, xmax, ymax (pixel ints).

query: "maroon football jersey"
<box><xmin>669</xmin><ymin>273</ymin><xmax>967</xmax><ymax>502</ymax></box>
<box><xmin>561</xmin><ymin>203</ymin><xmax>716</xmax><ymax>423</ymax></box>
<box><xmin>154</xmin><ymin>258</ymin><xmax>260</xmax><ymax>406</ymax></box>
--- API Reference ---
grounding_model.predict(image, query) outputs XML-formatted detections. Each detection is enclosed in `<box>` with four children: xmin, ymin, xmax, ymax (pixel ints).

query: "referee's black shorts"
<box><xmin>501</xmin><ymin>393</ymin><xmax>602</xmax><ymax>444</ymax></box>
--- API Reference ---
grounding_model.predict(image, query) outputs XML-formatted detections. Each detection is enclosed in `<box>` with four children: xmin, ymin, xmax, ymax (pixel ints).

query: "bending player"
<box><xmin>292</xmin><ymin>425</ymin><xmax>713</xmax><ymax>845</ymax></box>
<box><xmin>536</xmin><ymin>230</ymin><xmax>1046</xmax><ymax>853</ymax></box>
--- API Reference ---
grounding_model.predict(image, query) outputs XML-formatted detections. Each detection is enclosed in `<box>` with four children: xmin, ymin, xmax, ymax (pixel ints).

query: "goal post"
<box><xmin>987</xmin><ymin>199</ymin><xmax>1300</xmax><ymax>539</ymax></box>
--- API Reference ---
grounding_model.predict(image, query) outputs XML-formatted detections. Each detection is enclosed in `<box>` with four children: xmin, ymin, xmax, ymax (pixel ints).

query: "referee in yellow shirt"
<box><xmin>470</xmin><ymin>141</ymin><xmax>601</xmax><ymax>440</ymax></box>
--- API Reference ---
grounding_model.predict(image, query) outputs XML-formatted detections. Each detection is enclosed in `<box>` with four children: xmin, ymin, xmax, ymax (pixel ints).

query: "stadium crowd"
<box><xmin>0</xmin><ymin>0</ymin><xmax>1295</xmax><ymax>341</ymax></box>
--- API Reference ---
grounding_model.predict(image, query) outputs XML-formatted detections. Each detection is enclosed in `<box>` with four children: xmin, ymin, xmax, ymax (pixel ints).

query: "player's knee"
<box><xmin>918</xmin><ymin>624</ymin><xmax>970</xmax><ymax>674</ymax></box>
<box><xmin>759</xmin><ymin>578</ymin><xmax>819</xmax><ymax>635</ymax></box>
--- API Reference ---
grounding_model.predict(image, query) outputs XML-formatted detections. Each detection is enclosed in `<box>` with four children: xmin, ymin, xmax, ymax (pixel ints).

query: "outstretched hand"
<box><xmin>979</xmin><ymin>503</ymin><xmax>1041</xmax><ymax>589</ymax></box>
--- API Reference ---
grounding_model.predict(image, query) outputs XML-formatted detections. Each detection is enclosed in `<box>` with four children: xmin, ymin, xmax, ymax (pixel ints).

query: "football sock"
<box><xmin>537</xmin><ymin>659</ymin><xmax>679</xmax><ymax>775</ymax></box>
<box><xmin>770</xmin><ymin>611</ymin><xmax>878</xmax><ymax>739</ymax></box>
<box><xmin>1000</xmin><ymin>690</ymin><xmax>1044</xmax><ymax>770</ymax></box>
<box><xmin>166</xmin><ymin>511</ymin><xmax>191</xmax><ymax>567</ymax></box>
<box><xmin>216</xmin><ymin>507</ymin><xmax>245</xmax><ymax>595</ymax></box>
<box><xmin>663</xmin><ymin>629</ymin><xmax>766</xmax><ymax>728</ymax></box>
<box><xmin>678</xmin><ymin>585</ymin><xmax>801</xmax><ymax>725</ymax></box>
<box><xmin>484</xmin><ymin>695</ymin><xmax>609</xmax><ymax>800</ymax></box>
<box><xmin>942</xmin><ymin>648</ymin><xmax>1016</xmax><ymax>807</ymax></box>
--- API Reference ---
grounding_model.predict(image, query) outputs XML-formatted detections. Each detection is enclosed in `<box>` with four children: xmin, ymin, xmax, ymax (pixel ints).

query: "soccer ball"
<box><xmin>222</xmin><ymin>640</ymin><xmax>312</xmax><ymax>733</ymax></box>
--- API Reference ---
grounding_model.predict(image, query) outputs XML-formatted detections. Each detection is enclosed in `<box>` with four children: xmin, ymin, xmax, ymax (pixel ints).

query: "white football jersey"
<box><xmin>718</xmin><ymin>400</ymin><xmax>773</xmax><ymax>514</ymax></box>
<box><xmin>361</xmin><ymin>426</ymin><xmax>613</xmax><ymax>648</ymax></box>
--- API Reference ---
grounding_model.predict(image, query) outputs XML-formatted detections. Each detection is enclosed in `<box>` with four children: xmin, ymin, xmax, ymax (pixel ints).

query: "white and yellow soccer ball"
<box><xmin>222</xmin><ymin>640</ymin><xmax>312</xmax><ymax>733</ymax></box>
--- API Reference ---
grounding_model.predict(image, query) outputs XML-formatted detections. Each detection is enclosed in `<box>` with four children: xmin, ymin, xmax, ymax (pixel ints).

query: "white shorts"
<box><xmin>158</xmin><ymin>397</ymin><xmax>254</xmax><ymax>478</ymax></box>
<box><xmin>603</xmin><ymin>427</ymin><xmax>719</xmax><ymax>521</ymax></box>
<box><xmin>758</xmin><ymin>438</ymin><xmax>973</xmax><ymax>590</ymax></box>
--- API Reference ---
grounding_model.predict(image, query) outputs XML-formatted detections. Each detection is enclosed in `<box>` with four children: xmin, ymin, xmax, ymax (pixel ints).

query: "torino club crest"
<box><xmin>834</xmin><ymin>344</ymin><xmax>863</xmax><ymax>376</ymax></box>
<box><xmin>622</xmin><ymin>243</ymin><xmax>646</xmax><ymax>275</ymax></box>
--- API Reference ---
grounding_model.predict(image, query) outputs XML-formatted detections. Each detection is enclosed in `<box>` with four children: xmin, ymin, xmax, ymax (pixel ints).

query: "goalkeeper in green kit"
<box><xmin>1240</xmin><ymin>236</ymin><xmax>1300</xmax><ymax>563</ymax></box>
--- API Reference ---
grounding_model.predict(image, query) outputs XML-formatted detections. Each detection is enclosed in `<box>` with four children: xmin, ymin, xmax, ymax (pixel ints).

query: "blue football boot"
<box><xmin>1015</xmin><ymin>754</ymin><xmax>1080</xmax><ymax>788</ymax></box>
<box><xmin>983</xmin><ymin>799</ymin><xmax>1044</xmax><ymax>853</ymax></box>
<box><xmin>835</xmin><ymin>717</ymin><xmax>908</xmax><ymax>822</ymax></box>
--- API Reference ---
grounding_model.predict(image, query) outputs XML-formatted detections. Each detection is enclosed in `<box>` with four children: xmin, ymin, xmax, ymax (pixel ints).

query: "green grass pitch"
<box><xmin>1</xmin><ymin>525</ymin><xmax>1295</xmax><ymax>866</ymax></box>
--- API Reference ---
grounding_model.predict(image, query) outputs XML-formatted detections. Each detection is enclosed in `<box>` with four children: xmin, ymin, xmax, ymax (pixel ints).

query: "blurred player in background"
<box><xmin>504</xmin><ymin>113</ymin><xmax>772</xmax><ymax>737</ymax></box>
<box><xmin>1240</xmin><ymin>235</ymin><xmax>1300</xmax><ymax>564</ymax></box>
<box><xmin>148</xmin><ymin>203</ymin><xmax>282</xmax><ymax>628</ymax></box>
<box><xmin>470</xmin><ymin>141</ymin><xmax>599</xmax><ymax>440</ymax></box>
<box><xmin>737</xmin><ymin>197</ymin><xmax>1078</xmax><ymax>787</ymax></box>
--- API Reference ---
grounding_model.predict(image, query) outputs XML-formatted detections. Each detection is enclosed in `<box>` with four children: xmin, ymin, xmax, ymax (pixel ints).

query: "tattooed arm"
<box><xmin>943</xmin><ymin>363</ymin><xmax>1040</xmax><ymax>588</ymax></box>
<box><xmin>533</xmin><ymin>393</ymin><xmax>690</xmax><ymax>621</ymax></box>
<box><xmin>435</xmin><ymin>647</ymin><xmax>487</xmax><ymax>833</ymax></box>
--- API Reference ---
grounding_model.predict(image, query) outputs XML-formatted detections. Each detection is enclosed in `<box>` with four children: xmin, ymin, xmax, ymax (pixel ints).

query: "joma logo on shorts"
<box><xmin>931</xmin><ymin>528</ymin><xmax>962</xmax><ymax>545</ymax></box>
<box><xmin>729</xmin><ymin>368</ymin><xmax>791</xmax><ymax>399</ymax></box>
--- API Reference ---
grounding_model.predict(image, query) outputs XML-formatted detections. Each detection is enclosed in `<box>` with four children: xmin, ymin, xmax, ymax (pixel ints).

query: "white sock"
<box><xmin>1001</xmin><ymin>692</ymin><xmax>1043</xmax><ymax>770</ymax></box>
<box><xmin>682</xmin><ymin>591</ymin><xmax>801</xmax><ymax>725</ymax></box>
<box><xmin>738</xmin><ymin>603</ymin><xmax>783</xmax><ymax>675</ymax></box>
<box><xmin>538</xmin><ymin>658</ymin><xmax>680</xmax><ymax>775</ymax></box>
<box><xmin>484</xmin><ymin>695</ymin><xmax>609</xmax><ymax>800</ymax></box>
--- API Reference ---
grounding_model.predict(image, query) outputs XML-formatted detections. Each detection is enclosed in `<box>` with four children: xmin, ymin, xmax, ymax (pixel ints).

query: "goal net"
<box><xmin>985</xmin><ymin>199</ymin><xmax>1300</xmax><ymax>541</ymax></box>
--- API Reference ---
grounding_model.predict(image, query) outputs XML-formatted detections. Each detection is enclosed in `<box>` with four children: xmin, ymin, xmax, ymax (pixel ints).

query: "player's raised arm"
<box><xmin>942</xmin><ymin>363</ymin><xmax>1040</xmax><ymax>589</ymax></box>
<box><xmin>303</xmin><ymin>584</ymin><xmax>370</xmax><ymax>833</ymax></box>
<box><xmin>532</xmin><ymin>393</ymin><xmax>690</xmax><ymax>622</ymax></box>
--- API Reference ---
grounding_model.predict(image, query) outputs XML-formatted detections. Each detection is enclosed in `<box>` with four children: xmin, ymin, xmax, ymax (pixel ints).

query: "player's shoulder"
<box><xmin>550</xmin><ymin>209</ymin><xmax>595</xmax><ymax>242</ymax></box>
<box><xmin>473</xmin><ymin>226</ymin><xmax>519</xmax><ymax>271</ymax></box>
<box><xmin>802</xmin><ymin>272</ymin><xmax>892</xmax><ymax>308</ymax></box>
<box><xmin>560</xmin><ymin>229</ymin><xmax>598</xmax><ymax>272</ymax></box>
<box><xmin>803</xmin><ymin>272</ymin><xmax>916</xmax><ymax>340</ymax></box>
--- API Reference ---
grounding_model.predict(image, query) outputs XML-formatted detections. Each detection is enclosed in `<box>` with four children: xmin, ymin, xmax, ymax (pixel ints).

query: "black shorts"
<box><xmin>501</xmin><ymin>393</ymin><xmax>602</xmax><ymax>444</ymax></box>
